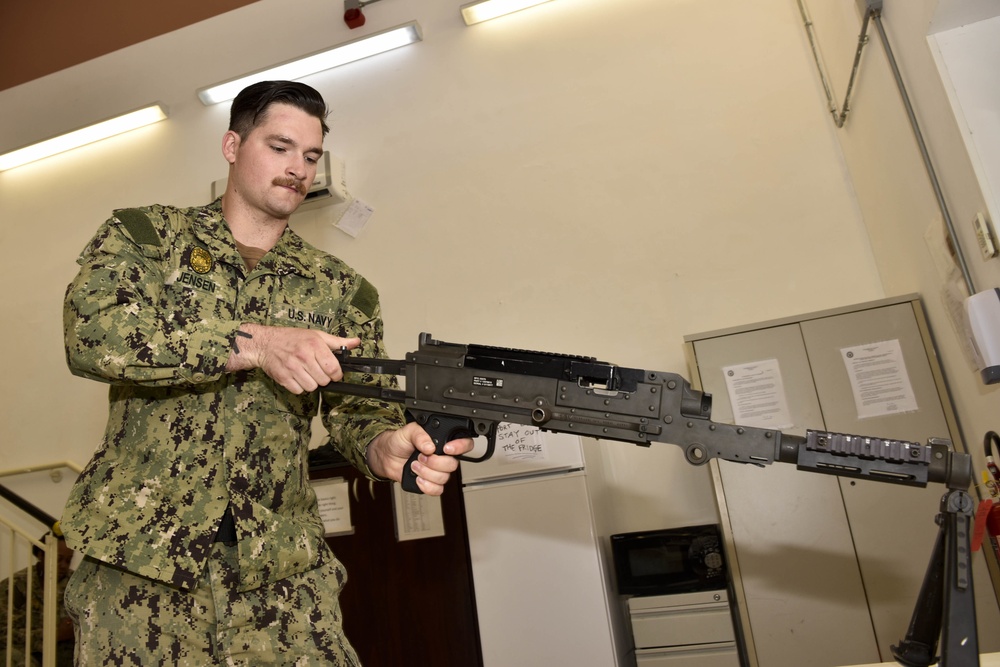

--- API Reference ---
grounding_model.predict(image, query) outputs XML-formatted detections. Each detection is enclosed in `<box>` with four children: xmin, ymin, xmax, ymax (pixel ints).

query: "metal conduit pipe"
<box><xmin>796</xmin><ymin>0</ymin><xmax>870</xmax><ymax>129</ymax></box>
<box><xmin>870</xmin><ymin>10</ymin><xmax>976</xmax><ymax>296</ymax></box>
<box><xmin>797</xmin><ymin>1</ymin><xmax>977</xmax><ymax>297</ymax></box>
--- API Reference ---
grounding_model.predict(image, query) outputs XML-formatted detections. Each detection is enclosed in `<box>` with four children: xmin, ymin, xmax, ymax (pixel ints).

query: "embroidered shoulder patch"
<box><xmin>351</xmin><ymin>278</ymin><xmax>378</xmax><ymax>319</ymax></box>
<box><xmin>115</xmin><ymin>208</ymin><xmax>161</xmax><ymax>247</ymax></box>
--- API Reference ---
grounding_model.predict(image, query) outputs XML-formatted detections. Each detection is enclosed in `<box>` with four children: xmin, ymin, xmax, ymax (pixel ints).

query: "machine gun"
<box><xmin>330</xmin><ymin>332</ymin><xmax>980</xmax><ymax>667</ymax></box>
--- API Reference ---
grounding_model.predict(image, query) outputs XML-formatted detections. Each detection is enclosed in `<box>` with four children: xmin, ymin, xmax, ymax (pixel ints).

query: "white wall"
<box><xmin>800</xmin><ymin>0</ymin><xmax>1000</xmax><ymax>488</ymax></box>
<box><xmin>0</xmin><ymin>0</ymin><xmax>883</xmax><ymax>537</ymax></box>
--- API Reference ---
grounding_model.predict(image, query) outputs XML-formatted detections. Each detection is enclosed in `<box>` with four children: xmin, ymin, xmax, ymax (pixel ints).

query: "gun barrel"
<box><xmin>776</xmin><ymin>430</ymin><xmax>971</xmax><ymax>490</ymax></box>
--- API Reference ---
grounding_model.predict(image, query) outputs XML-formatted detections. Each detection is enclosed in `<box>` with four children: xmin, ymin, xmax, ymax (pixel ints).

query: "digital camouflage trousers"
<box><xmin>64</xmin><ymin>543</ymin><xmax>360</xmax><ymax>666</ymax></box>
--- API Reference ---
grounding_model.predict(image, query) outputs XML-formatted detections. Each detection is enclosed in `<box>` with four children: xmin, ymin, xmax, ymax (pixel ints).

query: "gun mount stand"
<box><xmin>891</xmin><ymin>488</ymin><xmax>979</xmax><ymax>667</ymax></box>
<box><xmin>776</xmin><ymin>432</ymin><xmax>980</xmax><ymax>667</ymax></box>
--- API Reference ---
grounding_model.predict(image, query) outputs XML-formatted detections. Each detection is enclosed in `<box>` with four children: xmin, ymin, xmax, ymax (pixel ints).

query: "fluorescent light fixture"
<box><xmin>197</xmin><ymin>21</ymin><xmax>422</xmax><ymax>106</ymax></box>
<box><xmin>460</xmin><ymin>0</ymin><xmax>554</xmax><ymax>25</ymax></box>
<box><xmin>0</xmin><ymin>104</ymin><xmax>168</xmax><ymax>172</ymax></box>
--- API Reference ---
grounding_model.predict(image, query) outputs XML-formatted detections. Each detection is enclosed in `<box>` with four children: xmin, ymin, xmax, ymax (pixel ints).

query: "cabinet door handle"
<box><xmin>369</xmin><ymin>480</ymin><xmax>377</xmax><ymax>500</ymax></box>
<box><xmin>352</xmin><ymin>478</ymin><xmax>360</xmax><ymax>503</ymax></box>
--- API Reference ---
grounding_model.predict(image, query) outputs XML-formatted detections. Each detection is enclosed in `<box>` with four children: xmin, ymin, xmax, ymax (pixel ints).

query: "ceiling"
<box><xmin>930</xmin><ymin>0</ymin><xmax>1000</xmax><ymax>33</ymax></box>
<box><xmin>0</xmin><ymin>0</ymin><xmax>261</xmax><ymax>92</ymax></box>
<box><xmin>8</xmin><ymin>1</ymin><xmax>997</xmax><ymax>94</ymax></box>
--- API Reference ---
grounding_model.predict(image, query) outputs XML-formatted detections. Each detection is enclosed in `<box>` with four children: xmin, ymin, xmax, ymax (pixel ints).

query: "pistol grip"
<box><xmin>400</xmin><ymin>450</ymin><xmax>425</xmax><ymax>494</ymax></box>
<box><xmin>401</xmin><ymin>413</ymin><xmax>478</xmax><ymax>494</ymax></box>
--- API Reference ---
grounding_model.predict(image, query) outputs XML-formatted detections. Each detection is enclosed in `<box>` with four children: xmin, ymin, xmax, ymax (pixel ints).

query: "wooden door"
<box><xmin>311</xmin><ymin>456</ymin><xmax>482</xmax><ymax>667</ymax></box>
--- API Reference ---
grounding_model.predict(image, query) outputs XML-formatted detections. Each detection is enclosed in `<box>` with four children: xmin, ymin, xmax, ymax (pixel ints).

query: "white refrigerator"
<box><xmin>461</xmin><ymin>423</ymin><xmax>621</xmax><ymax>667</ymax></box>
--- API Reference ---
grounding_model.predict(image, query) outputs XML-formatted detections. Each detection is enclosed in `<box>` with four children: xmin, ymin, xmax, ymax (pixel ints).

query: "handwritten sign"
<box><xmin>496</xmin><ymin>422</ymin><xmax>549</xmax><ymax>464</ymax></box>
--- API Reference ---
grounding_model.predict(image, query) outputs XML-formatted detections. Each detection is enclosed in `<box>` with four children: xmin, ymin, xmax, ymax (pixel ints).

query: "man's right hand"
<box><xmin>225</xmin><ymin>322</ymin><xmax>361</xmax><ymax>394</ymax></box>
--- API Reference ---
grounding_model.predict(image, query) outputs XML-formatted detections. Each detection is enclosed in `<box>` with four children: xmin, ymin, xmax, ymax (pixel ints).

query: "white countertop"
<box><xmin>841</xmin><ymin>653</ymin><xmax>1000</xmax><ymax>667</ymax></box>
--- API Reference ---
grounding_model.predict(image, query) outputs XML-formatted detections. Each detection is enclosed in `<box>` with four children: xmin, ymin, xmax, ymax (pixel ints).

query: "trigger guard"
<box><xmin>458</xmin><ymin>423</ymin><xmax>496</xmax><ymax>463</ymax></box>
<box><xmin>458</xmin><ymin>450</ymin><xmax>492</xmax><ymax>463</ymax></box>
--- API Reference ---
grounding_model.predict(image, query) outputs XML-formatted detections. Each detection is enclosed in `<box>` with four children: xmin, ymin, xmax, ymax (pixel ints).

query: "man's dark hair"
<box><xmin>229</xmin><ymin>80</ymin><xmax>330</xmax><ymax>139</ymax></box>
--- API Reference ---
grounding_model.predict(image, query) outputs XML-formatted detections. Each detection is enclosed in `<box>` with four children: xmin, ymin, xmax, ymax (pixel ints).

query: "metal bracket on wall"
<box><xmin>855</xmin><ymin>0</ymin><xmax>883</xmax><ymax>17</ymax></box>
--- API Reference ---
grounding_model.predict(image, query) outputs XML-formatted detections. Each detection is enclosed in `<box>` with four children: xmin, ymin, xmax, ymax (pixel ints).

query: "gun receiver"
<box><xmin>330</xmin><ymin>333</ymin><xmax>970</xmax><ymax>494</ymax></box>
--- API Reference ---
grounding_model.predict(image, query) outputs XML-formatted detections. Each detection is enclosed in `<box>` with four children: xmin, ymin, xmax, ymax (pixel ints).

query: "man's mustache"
<box><xmin>273</xmin><ymin>177</ymin><xmax>307</xmax><ymax>195</ymax></box>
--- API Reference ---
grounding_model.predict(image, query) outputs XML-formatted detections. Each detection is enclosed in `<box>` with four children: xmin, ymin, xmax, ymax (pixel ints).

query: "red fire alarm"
<box><xmin>344</xmin><ymin>0</ymin><xmax>367</xmax><ymax>29</ymax></box>
<box><xmin>344</xmin><ymin>7</ymin><xmax>365</xmax><ymax>29</ymax></box>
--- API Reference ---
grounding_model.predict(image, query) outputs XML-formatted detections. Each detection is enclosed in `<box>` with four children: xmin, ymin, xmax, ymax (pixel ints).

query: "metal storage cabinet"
<box><xmin>634</xmin><ymin>644</ymin><xmax>740</xmax><ymax>667</ymax></box>
<box><xmin>684</xmin><ymin>295</ymin><xmax>1000</xmax><ymax>667</ymax></box>
<box><xmin>628</xmin><ymin>590</ymin><xmax>740</xmax><ymax>667</ymax></box>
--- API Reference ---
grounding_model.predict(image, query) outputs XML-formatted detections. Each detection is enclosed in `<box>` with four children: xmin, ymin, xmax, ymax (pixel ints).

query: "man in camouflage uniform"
<box><xmin>61</xmin><ymin>81</ymin><xmax>472</xmax><ymax>665</ymax></box>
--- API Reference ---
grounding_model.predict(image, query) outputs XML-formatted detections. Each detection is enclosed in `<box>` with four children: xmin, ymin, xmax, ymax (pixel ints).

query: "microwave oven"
<box><xmin>610</xmin><ymin>523</ymin><xmax>727</xmax><ymax>596</ymax></box>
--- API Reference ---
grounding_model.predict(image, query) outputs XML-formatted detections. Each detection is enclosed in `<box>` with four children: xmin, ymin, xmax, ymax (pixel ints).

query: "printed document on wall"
<box><xmin>722</xmin><ymin>358</ymin><xmax>793</xmax><ymax>429</ymax></box>
<box><xmin>840</xmin><ymin>339</ymin><xmax>918</xmax><ymax>419</ymax></box>
<box><xmin>313</xmin><ymin>478</ymin><xmax>353</xmax><ymax>536</ymax></box>
<box><xmin>392</xmin><ymin>483</ymin><xmax>445</xmax><ymax>541</ymax></box>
